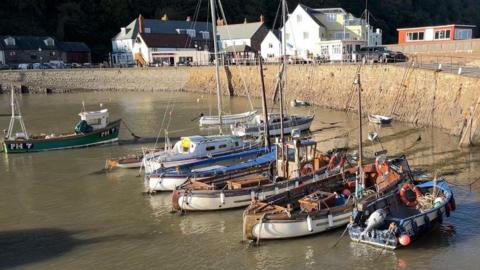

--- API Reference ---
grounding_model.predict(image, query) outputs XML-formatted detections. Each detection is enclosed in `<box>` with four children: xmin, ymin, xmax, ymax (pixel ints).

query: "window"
<box><xmin>285</xmin><ymin>33</ymin><xmax>290</xmax><ymax>40</ymax></box>
<box><xmin>4</xmin><ymin>37</ymin><xmax>15</xmax><ymax>46</ymax></box>
<box><xmin>320</xmin><ymin>45</ymin><xmax>328</xmax><ymax>55</ymax></box>
<box><xmin>235</xmin><ymin>142</ymin><xmax>239</xmax><ymax>147</ymax></box>
<box><xmin>176</xmin><ymin>29</ymin><xmax>186</xmax><ymax>34</ymax></box>
<box><xmin>44</xmin><ymin>38</ymin><xmax>54</xmax><ymax>46</ymax></box>
<box><xmin>434</xmin><ymin>29</ymin><xmax>451</xmax><ymax>40</ymax></box>
<box><xmin>455</xmin><ymin>29</ymin><xmax>472</xmax><ymax>40</ymax></box>
<box><xmin>332</xmin><ymin>44</ymin><xmax>342</xmax><ymax>54</ymax></box>
<box><xmin>326</xmin><ymin>13</ymin><xmax>336</xmax><ymax>22</ymax></box>
<box><xmin>186</xmin><ymin>29</ymin><xmax>196</xmax><ymax>38</ymax></box>
<box><xmin>296</xmin><ymin>14</ymin><xmax>302</xmax><ymax>22</ymax></box>
<box><xmin>9</xmin><ymin>51</ymin><xmax>15</xmax><ymax>56</ymax></box>
<box><xmin>334</xmin><ymin>32</ymin><xmax>350</xmax><ymax>40</ymax></box>
<box><xmin>406</xmin><ymin>31</ymin><xmax>424</xmax><ymax>41</ymax></box>
<box><xmin>268</xmin><ymin>43</ymin><xmax>273</xmax><ymax>48</ymax></box>
<box><xmin>219</xmin><ymin>144</ymin><xmax>227</xmax><ymax>149</ymax></box>
<box><xmin>206</xmin><ymin>146</ymin><xmax>215</xmax><ymax>151</ymax></box>
<box><xmin>144</xmin><ymin>27</ymin><xmax>151</xmax><ymax>33</ymax></box>
<box><xmin>303</xmin><ymin>32</ymin><xmax>309</xmax><ymax>39</ymax></box>
<box><xmin>200</xmin><ymin>31</ymin><xmax>210</xmax><ymax>39</ymax></box>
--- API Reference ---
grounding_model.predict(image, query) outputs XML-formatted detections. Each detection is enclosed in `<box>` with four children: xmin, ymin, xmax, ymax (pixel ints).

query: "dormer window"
<box><xmin>326</xmin><ymin>13</ymin><xmax>336</xmax><ymax>22</ymax></box>
<box><xmin>186</xmin><ymin>29</ymin><xmax>196</xmax><ymax>38</ymax></box>
<box><xmin>200</xmin><ymin>31</ymin><xmax>209</xmax><ymax>40</ymax></box>
<box><xmin>44</xmin><ymin>38</ymin><xmax>54</xmax><ymax>46</ymax></box>
<box><xmin>4</xmin><ymin>37</ymin><xmax>15</xmax><ymax>46</ymax></box>
<box><xmin>176</xmin><ymin>29</ymin><xmax>186</xmax><ymax>34</ymax></box>
<box><xmin>144</xmin><ymin>27</ymin><xmax>151</xmax><ymax>33</ymax></box>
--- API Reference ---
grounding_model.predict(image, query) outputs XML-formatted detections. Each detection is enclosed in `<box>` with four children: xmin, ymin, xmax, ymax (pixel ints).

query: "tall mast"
<box><xmin>355</xmin><ymin>72</ymin><xmax>364</xmax><ymax>189</ymax></box>
<box><xmin>6</xmin><ymin>85</ymin><xmax>28</xmax><ymax>140</ymax></box>
<box><xmin>210</xmin><ymin>0</ymin><xmax>223</xmax><ymax>134</ymax></box>
<box><xmin>365</xmin><ymin>0</ymin><xmax>369</xmax><ymax>46</ymax></box>
<box><xmin>259</xmin><ymin>56</ymin><xmax>270</xmax><ymax>149</ymax></box>
<box><xmin>280</xmin><ymin>0</ymin><xmax>286</xmax><ymax>144</ymax></box>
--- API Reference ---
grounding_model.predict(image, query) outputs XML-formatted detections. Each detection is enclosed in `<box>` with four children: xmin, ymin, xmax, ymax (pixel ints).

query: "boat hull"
<box><xmin>199</xmin><ymin>111</ymin><xmax>257</xmax><ymax>126</ymax></box>
<box><xmin>232</xmin><ymin>116</ymin><xmax>314</xmax><ymax>137</ymax></box>
<box><xmin>251</xmin><ymin>212</ymin><xmax>352</xmax><ymax>239</ymax></box>
<box><xmin>3</xmin><ymin>119</ymin><xmax>121</xmax><ymax>153</ymax></box>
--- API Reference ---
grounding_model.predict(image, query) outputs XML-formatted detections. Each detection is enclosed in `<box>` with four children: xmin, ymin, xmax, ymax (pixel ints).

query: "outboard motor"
<box><xmin>362</xmin><ymin>209</ymin><xmax>386</xmax><ymax>237</ymax></box>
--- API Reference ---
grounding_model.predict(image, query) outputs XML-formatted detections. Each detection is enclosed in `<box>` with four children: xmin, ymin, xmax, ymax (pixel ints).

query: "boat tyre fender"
<box><xmin>375</xmin><ymin>158</ymin><xmax>390</xmax><ymax>176</ymax></box>
<box><xmin>448</xmin><ymin>196</ymin><xmax>456</xmax><ymax>211</ymax></box>
<box><xmin>300</xmin><ymin>163</ymin><xmax>314</xmax><ymax>176</ymax></box>
<box><xmin>400</xmin><ymin>183</ymin><xmax>422</xmax><ymax>207</ymax></box>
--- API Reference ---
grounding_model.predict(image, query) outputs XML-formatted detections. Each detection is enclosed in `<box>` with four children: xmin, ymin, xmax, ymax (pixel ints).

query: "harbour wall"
<box><xmin>1</xmin><ymin>64</ymin><xmax>480</xmax><ymax>145</ymax></box>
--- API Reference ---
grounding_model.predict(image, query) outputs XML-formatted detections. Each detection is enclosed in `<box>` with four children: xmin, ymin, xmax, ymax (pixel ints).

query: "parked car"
<box><xmin>18</xmin><ymin>63</ymin><xmax>31</xmax><ymax>70</ymax></box>
<box><xmin>0</xmin><ymin>63</ymin><xmax>10</xmax><ymax>70</ymax></box>
<box><xmin>71</xmin><ymin>63</ymin><xmax>82</xmax><ymax>68</ymax></box>
<box><xmin>356</xmin><ymin>46</ymin><xmax>408</xmax><ymax>63</ymax></box>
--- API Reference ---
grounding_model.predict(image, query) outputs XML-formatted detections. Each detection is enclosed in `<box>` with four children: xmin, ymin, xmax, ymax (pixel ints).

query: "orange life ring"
<box><xmin>300</xmin><ymin>163</ymin><xmax>314</xmax><ymax>176</ymax></box>
<box><xmin>399</xmin><ymin>183</ymin><xmax>422</xmax><ymax>207</ymax></box>
<box><xmin>375</xmin><ymin>158</ymin><xmax>390</xmax><ymax>176</ymax></box>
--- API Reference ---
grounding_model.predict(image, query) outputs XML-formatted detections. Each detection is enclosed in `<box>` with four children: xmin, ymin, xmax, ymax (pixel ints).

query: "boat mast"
<box><xmin>259</xmin><ymin>56</ymin><xmax>270</xmax><ymax>149</ymax></box>
<box><xmin>280</xmin><ymin>0</ymin><xmax>286</xmax><ymax>144</ymax></box>
<box><xmin>355</xmin><ymin>72</ymin><xmax>364</xmax><ymax>189</ymax></box>
<box><xmin>210</xmin><ymin>0</ymin><xmax>223</xmax><ymax>134</ymax></box>
<box><xmin>6</xmin><ymin>85</ymin><xmax>28</xmax><ymax>140</ymax></box>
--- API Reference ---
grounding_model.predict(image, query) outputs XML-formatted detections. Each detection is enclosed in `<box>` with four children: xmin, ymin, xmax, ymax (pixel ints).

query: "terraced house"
<box><xmin>282</xmin><ymin>4</ymin><xmax>382</xmax><ymax>61</ymax></box>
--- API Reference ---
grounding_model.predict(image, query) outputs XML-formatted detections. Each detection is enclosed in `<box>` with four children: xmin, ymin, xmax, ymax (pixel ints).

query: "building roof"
<box><xmin>224</xmin><ymin>44</ymin><xmax>256</xmax><ymax>53</ymax></box>
<box><xmin>58</xmin><ymin>41</ymin><xmax>90</xmax><ymax>52</ymax></box>
<box><xmin>297</xmin><ymin>4</ymin><xmax>327</xmax><ymax>28</ymax></box>
<box><xmin>138</xmin><ymin>33</ymin><xmax>195</xmax><ymax>48</ymax></box>
<box><xmin>113</xmin><ymin>18</ymin><xmax>212</xmax><ymax>40</ymax></box>
<box><xmin>0</xmin><ymin>36</ymin><xmax>58</xmax><ymax>50</ymax></box>
<box><xmin>217</xmin><ymin>22</ymin><xmax>264</xmax><ymax>40</ymax></box>
<box><xmin>397</xmin><ymin>24</ymin><xmax>477</xmax><ymax>31</ymax></box>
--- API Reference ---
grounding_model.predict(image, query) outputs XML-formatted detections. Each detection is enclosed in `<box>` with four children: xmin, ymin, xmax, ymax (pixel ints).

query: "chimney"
<box><xmin>138</xmin><ymin>14</ymin><xmax>144</xmax><ymax>34</ymax></box>
<box><xmin>186</xmin><ymin>16</ymin><xmax>191</xmax><ymax>21</ymax></box>
<box><xmin>244</xmin><ymin>18</ymin><xmax>247</xmax><ymax>24</ymax></box>
<box><xmin>259</xmin><ymin>15</ymin><xmax>264</xmax><ymax>23</ymax></box>
<box><xmin>216</xmin><ymin>18</ymin><xmax>224</xmax><ymax>26</ymax></box>
<box><xmin>121</xmin><ymin>27</ymin><xmax>126</xmax><ymax>35</ymax></box>
<box><xmin>161</xmin><ymin>14</ymin><xmax>168</xmax><ymax>21</ymax></box>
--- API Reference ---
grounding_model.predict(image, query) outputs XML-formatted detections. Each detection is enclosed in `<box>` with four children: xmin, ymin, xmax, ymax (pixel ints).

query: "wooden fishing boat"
<box><xmin>142</xmin><ymin>135</ymin><xmax>261</xmax><ymax>174</ymax></box>
<box><xmin>199</xmin><ymin>111</ymin><xmax>257</xmax><ymax>126</ymax></box>
<box><xmin>231</xmin><ymin>114</ymin><xmax>314</xmax><ymax>137</ymax></box>
<box><xmin>242</xmin><ymin>156</ymin><xmax>411</xmax><ymax>240</ymax></box>
<box><xmin>368</xmin><ymin>114</ymin><xmax>393</xmax><ymax>125</ymax></box>
<box><xmin>171</xmin><ymin>139</ymin><xmax>347</xmax><ymax>211</ymax></box>
<box><xmin>146</xmin><ymin>147</ymin><xmax>272</xmax><ymax>192</ymax></box>
<box><xmin>106</xmin><ymin>148</ymin><xmax>164</xmax><ymax>169</ymax></box>
<box><xmin>348</xmin><ymin>179</ymin><xmax>455</xmax><ymax>250</ymax></box>
<box><xmin>2</xmin><ymin>90</ymin><xmax>121</xmax><ymax>153</ymax></box>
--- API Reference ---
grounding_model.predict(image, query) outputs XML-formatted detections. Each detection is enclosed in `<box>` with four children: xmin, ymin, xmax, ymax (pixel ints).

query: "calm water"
<box><xmin>0</xmin><ymin>92</ymin><xmax>479</xmax><ymax>270</ymax></box>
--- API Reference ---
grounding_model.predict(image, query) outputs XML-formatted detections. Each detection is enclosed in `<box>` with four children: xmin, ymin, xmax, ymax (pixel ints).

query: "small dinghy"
<box><xmin>172</xmin><ymin>139</ymin><xmax>346</xmax><ymax>211</ymax></box>
<box><xmin>242</xmin><ymin>156</ymin><xmax>411</xmax><ymax>240</ymax></box>
<box><xmin>290</xmin><ymin>99</ymin><xmax>310</xmax><ymax>107</ymax></box>
<box><xmin>106</xmin><ymin>148</ymin><xmax>164</xmax><ymax>170</ymax></box>
<box><xmin>368</xmin><ymin>115</ymin><xmax>393</xmax><ymax>125</ymax></box>
<box><xmin>231</xmin><ymin>114</ymin><xmax>314</xmax><ymax>137</ymax></box>
<box><xmin>348</xmin><ymin>179</ymin><xmax>455</xmax><ymax>250</ymax></box>
<box><xmin>199</xmin><ymin>111</ymin><xmax>257</xmax><ymax>126</ymax></box>
<box><xmin>145</xmin><ymin>147</ymin><xmax>272</xmax><ymax>192</ymax></box>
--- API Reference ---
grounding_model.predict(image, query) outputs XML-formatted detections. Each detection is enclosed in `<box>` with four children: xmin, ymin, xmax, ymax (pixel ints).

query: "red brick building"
<box><xmin>397</xmin><ymin>24</ymin><xmax>476</xmax><ymax>44</ymax></box>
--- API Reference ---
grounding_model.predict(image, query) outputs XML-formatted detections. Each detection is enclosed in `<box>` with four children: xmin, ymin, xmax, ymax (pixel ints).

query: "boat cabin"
<box><xmin>276</xmin><ymin>139</ymin><xmax>319</xmax><ymax>179</ymax></box>
<box><xmin>78</xmin><ymin>109</ymin><xmax>109</xmax><ymax>130</ymax></box>
<box><xmin>174</xmin><ymin>135</ymin><xmax>243</xmax><ymax>156</ymax></box>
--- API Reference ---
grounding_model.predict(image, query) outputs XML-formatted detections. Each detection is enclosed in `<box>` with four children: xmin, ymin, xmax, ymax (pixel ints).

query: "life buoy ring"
<box><xmin>300</xmin><ymin>163</ymin><xmax>314</xmax><ymax>176</ymax></box>
<box><xmin>375</xmin><ymin>158</ymin><xmax>390</xmax><ymax>176</ymax></box>
<box><xmin>399</xmin><ymin>183</ymin><xmax>422</xmax><ymax>207</ymax></box>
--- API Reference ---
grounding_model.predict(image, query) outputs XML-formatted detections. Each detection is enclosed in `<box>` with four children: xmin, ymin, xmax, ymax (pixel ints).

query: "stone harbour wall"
<box><xmin>1</xmin><ymin>64</ymin><xmax>480</xmax><ymax>145</ymax></box>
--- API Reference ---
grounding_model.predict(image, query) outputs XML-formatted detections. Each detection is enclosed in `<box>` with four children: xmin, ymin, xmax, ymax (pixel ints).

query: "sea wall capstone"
<box><xmin>1</xmin><ymin>64</ymin><xmax>480</xmax><ymax>145</ymax></box>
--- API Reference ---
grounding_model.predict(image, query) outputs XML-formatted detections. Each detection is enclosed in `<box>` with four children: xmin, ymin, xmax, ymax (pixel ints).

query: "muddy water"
<box><xmin>0</xmin><ymin>92</ymin><xmax>479</xmax><ymax>270</ymax></box>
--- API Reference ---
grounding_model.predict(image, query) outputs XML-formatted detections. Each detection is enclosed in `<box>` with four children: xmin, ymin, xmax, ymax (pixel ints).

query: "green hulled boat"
<box><xmin>2</xmin><ymin>90</ymin><xmax>121</xmax><ymax>153</ymax></box>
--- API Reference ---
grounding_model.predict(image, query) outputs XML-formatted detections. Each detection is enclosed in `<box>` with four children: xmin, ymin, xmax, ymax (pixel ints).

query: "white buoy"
<box><xmin>458</xmin><ymin>67</ymin><xmax>463</xmax><ymax>75</ymax></box>
<box><xmin>220</xmin><ymin>192</ymin><xmax>225</xmax><ymax>204</ymax></box>
<box><xmin>328</xmin><ymin>214</ymin><xmax>334</xmax><ymax>227</ymax></box>
<box><xmin>438</xmin><ymin>63</ymin><xmax>442</xmax><ymax>71</ymax></box>
<box><xmin>307</xmin><ymin>215</ymin><xmax>313</xmax><ymax>232</ymax></box>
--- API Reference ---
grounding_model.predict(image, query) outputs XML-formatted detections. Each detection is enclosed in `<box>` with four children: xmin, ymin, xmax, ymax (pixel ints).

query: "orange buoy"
<box><xmin>399</xmin><ymin>183</ymin><xmax>422</xmax><ymax>207</ymax></box>
<box><xmin>399</xmin><ymin>234</ymin><xmax>411</xmax><ymax>246</ymax></box>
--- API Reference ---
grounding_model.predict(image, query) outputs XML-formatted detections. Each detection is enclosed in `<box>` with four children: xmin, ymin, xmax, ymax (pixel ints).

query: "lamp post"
<box><xmin>194</xmin><ymin>43</ymin><xmax>198</xmax><ymax>66</ymax></box>
<box><xmin>38</xmin><ymin>47</ymin><xmax>43</xmax><ymax>65</ymax></box>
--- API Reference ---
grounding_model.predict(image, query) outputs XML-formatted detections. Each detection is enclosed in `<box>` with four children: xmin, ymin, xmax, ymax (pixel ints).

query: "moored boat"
<box><xmin>171</xmin><ymin>139</ymin><xmax>347</xmax><ymax>212</ymax></box>
<box><xmin>368</xmin><ymin>114</ymin><xmax>393</xmax><ymax>125</ymax></box>
<box><xmin>242</xmin><ymin>156</ymin><xmax>411</xmax><ymax>240</ymax></box>
<box><xmin>2</xmin><ymin>90</ymin><xmax>121</xmax><ymax>153</ymax></box>
<box><xmin>231</xmin><ymin>114</ymin><xmax>314</xmax><ymax>137</ymax></box>
<box><xmin>142</xmin><ymin>135</ymin><xmax>261</xmax><ymax>174</ymax></box>
<box><xmin>146</xmin><ymin>146</ymin><xmax>272</xmax><ymax>192</ymax></box>
<box><xmin>347</xmin><ymin>179</ymin><xmax>455</xmax><ymax>250</ymax></box>
<box><xmin>199</xmin><ymin>111</ymin><xmax>257</xmax><ymax>126</ymax></box>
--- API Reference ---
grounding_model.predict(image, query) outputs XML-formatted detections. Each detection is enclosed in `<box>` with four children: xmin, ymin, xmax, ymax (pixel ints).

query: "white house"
<box><xmin>260</xmin><ymin>30</ymin><xmax>281</xmax><ymax>61</ymax></box>
<box><xmin>132</xmin><ymin>33</ymin><xmax>210</xmax><ymax>66</ymax></box>
<box><xmin>112</xmin><ymin>14</ymin><xmax>212</xmax><ymax>65</ymax></box>
<box><xmin>282</xmin><ymin>4</ymin><xmax>382</xmax><ymax>61</ymax></box>
<box><xmin>217</xmin><ymin>19</ymin><xmax>269</xmax><ymax>52</ymax></box>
